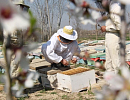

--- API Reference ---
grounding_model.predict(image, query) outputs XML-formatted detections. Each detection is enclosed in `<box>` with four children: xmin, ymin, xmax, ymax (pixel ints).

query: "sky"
<box><xmin>25</xmin><ymin>0</ymin><xmax>130</xmax><ymax>30</ymax></box>
<box><xmin>60</xmin><ymin>0</ymin><xmax>130</xmax><ymax>30</ymax></box>
<box><xmin>60</xmin><ymin>0</ymin><xmax>99</xmax><ymax>30</ymax></box>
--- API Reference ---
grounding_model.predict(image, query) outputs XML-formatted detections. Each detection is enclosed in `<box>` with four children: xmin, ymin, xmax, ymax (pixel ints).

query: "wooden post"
<box><xmin>95</xmin><ymin>20</ymin><xmax>98</xmax><ymax>40</ymax></box>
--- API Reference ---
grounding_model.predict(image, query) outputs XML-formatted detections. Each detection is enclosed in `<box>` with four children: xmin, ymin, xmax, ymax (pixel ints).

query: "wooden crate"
<box><xmin>57</xmin><ymin>67</ymin><xmax>96</xmax><ymax>92</ymax></box>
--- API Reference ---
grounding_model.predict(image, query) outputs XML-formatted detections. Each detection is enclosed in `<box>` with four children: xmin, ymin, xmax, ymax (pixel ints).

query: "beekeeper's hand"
<box><xmin>61</xmin><ymin>59</ymin><xmax>69</xmax><ymax>66</ymax></box>
<box><xmin>101</xmin><ymin>26</ymin><xmax>106</xmax><ymax>32</ymax></box>
<box><xmin>72</xmin><ymin>58</ymin><xmax>77</xmax><ymax>63</ymax></box>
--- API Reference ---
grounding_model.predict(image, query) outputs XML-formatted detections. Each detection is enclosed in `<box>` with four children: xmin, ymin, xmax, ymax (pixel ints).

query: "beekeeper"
<box><xmin>100</xmin><ymin>1</ymin><xmax>121</xmax><ymax>73</ymax></box>
<box><xmin>41</xmin><ymin>25</ymin><xmax>81</xmax><ymax>69</ymax></box>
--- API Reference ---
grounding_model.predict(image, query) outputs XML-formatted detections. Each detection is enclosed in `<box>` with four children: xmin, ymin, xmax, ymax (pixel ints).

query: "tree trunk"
<box><xmin>3</xmin><ymin>34</ymin><xmax>13</xmax><ymax>100</ymax></box>
<box><xmin>68</xmin><ymin>1</ymin><xmax>70</xmax><ymax>25</ymax></box>
<box><xmin>57</xmin><ymin>0</ymin><xmax>62</xmax><ymax>29</ymax></box>
<box><xmin>46</xmin><ymin>0</ymin><xmax>52</xmax><ymax>39</ymax></box>
<box><xmin>51</xmin><ymin>0</ymin><xmax>54</xmax><ymax>35</ymax></box>
<box><xmin>120</xmin><ymin>4</ymin><xmax>126</xmax><ymax>67</ymax></box>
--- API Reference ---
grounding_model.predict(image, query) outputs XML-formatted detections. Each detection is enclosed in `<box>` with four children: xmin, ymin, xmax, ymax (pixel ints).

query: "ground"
<box><xmin>0</xmin><ymin>39</ymin><xmax>109</xmax><ymax>100</ymax></box>
<box><xmin>24</xmin><ymin>84</ymin><xmax>95</xmax><ymax>100</ymax></box>
<box><xmin>0</xmin><ymin>83</ymin><xmax>95</xmax><ymax>100</ymax></box>
<box><xmin>0</xmin><ymin>68</ymin><xmax>106</xmax><ymax>100</ymax></box>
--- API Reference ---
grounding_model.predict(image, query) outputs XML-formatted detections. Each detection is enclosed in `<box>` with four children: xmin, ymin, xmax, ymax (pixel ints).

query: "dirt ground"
<box><xmin>0</xmin><ymin>75</ymin><xmax>107</xmax><ymax>100</ymax></box>
<box><xmin>0</xmin><ymin>65</ymin><xmax>106</xmax><ymax>100</ymax></box>
<box><xmin>0</xmin><ymin>61</ymin><xmax>107</xmax><ymax>100</ymax></box>
<box><xmin>24</xmin><ymin>84</ymin><xmax>95</xmax><ymax>100</ymax></box>
<box><xmin>0</xmin><ymin>44</ymin><xmax>107</xmax><ymax>100</ymax></box>
<box><xmin>0</xmin><ymin>83</ymin><xmax>95</xmax><ymax>100</ymax></box>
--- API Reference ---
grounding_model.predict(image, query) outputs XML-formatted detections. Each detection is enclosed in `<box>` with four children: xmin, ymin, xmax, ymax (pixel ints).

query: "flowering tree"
<box><xmin>67</xmin><ymin>0</ymin><xmax>130</xmax><ymax>99</ymax></box>
<box><xmin>0</xmin><ymin>0</ymin><xmax>39</xmax><ymax>99</ymax></box>
<box><xmin>0</xmin><ymin>0</ymin><xmax>130</xmax><ymax>100</ymax></box>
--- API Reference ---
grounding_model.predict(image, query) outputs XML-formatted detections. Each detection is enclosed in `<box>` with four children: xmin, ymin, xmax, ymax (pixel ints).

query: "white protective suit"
<box><xmin>41</xmin><ymin>33</ymin><xmax>81</xmax><ymax>64</ymax></box>
<box><xmin>105</xmin><ymin>2</ymin><xmax>121</xmax><ymax>72</ymax></box>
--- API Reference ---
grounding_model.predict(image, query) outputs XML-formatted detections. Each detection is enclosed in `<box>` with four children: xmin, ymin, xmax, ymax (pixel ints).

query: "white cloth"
<box><xmin>106</xmin><ymin>2</ymin><xmax>121</xmax><ymax>32</ymax></box>
<box><xmin>105</xmin><ymin>2</ymin><xmax>121</xmax><ymax>73</ymax></box>
<box><xmin>41</xmin><ymin>33</ymin><xmax>81</xmax><ymax>63</ymax></box>
<box><xmin>105</xmin><ymin>33</ymin><xmax>120</xmax><ymax>72</ymax></box>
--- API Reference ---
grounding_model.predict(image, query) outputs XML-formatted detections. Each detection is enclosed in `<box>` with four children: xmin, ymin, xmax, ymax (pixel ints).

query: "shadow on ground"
<box><xmin>24</xmin><ymin>84</ymin><xmax>54</xmax><ymax>94</ymax></box>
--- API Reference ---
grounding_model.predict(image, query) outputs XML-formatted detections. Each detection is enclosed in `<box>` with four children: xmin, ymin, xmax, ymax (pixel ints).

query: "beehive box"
<box><xmin>57</xmin><ymin>67</ymin><xmax>96</xmax><ymax>92</ymax></box>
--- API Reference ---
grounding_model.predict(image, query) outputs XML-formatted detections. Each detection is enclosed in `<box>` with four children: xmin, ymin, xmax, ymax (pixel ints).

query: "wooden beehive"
<box><xmin>57</xmin><ymin>67</ymin><xmax>96</xmax><ymax>92</ymax></box>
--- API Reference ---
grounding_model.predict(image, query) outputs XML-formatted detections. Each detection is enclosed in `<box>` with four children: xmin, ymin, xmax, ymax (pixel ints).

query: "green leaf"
<box><xmin>27</xmin><ymin>10</ymin><xmax>37</xmax><ymax>36</ymax></box>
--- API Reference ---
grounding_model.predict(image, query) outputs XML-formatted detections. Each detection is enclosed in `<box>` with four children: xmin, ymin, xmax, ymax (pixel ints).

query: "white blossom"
<box><xmin>118</xmin><ymin>0</ymin><xmax>130</xmax><ymax>5</ymax></box>
<box><xmin>22</xmin><ymin>42</ymin><xmax>39</xmax><ymax>52</ymax></box>
<box><xmin>19</xmin><ymin>56</ymin><xmax>30</xmax><ymax>71</ymax></box>
<box><xmin>24</xmin><ymin>72</ymin><xmax>39</xmax><ymax>88</ymax></box>
<box><xmin>1</xmin><ymin>13</ymin><xmax>29</xmax><ymax>34</ymax></box>
<box><xmin>24</xmin><ymin>79</ymin><xmax>34</xmax><ymax>88</ymax></box>
<box><xmin>120</xmin><ymin>67</ymin><xmax>130</xmax><ymax>80</ymax></box>
<box><xmin>12</xmin><ymin>81</ymin><xmax>19</xmax><ymax>90</ymax></box>
<box><xmin>15</xmin><ymin>86</ymin><xmax>24</xmax><ymax>98</ymax></box>
<box><xmin>116</xmin><ymin>91</ymin><xmax>128</xmax><ymax>100</ymax></box>
<box><xmin>95</xmin><ymin>85</ymin><xmax>114</xmax><ymax>100</ymax></box>
<box><xmin>68</xmin><ymin>7</ymin><xmax>84</xmax><ymax>19</ymax></box>
<box><xmin>14</xmin><ymin>50</ymin><xmax>22</xmax><ymax>65</ymax></box>
<box><xmin>91</xmin><ymin>10</ymin><xmax>101</xmax><ymax>20</ymax></box>
<box><xmin>79</xmin><ymin>17</ymin><xmax>96</xmax><ymax>25</ymax></box>
<box><xmin>104</xmin><ymin>71</ymin><xmax>124</xmax><ymax>90</ymax></box>
<box><xmin>29</xmin><ymin>0</ymin><xmax>34</xmax><ymax>3</ymax></box>
<box><xmin>75</xmin><ymin>0</ymin><xmax>84</xmax><ymax>6</ymax></box>
<box><xmin>95</xmin><ymin>62</ymin><xmax>101</xmax><ymax>68</ymax></box>
<box><xmin>67</xmin><ymin>1</ymin><xmax>98</xmax><ymax>26</ymax></box>
<box><xmin>0</xmin><ymin>0</ymin><xmax>30</xmax><ymax>34</ymax></box>
<box><xmin>95</xmin><ymin>92</ymin><xmax>104</xmax><ymax>99</ymax></box>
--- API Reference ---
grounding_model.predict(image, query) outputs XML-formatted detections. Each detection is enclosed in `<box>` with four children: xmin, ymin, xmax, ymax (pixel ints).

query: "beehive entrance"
<box><xmin>60</xmin><ymin>67</ymin><xmax>90</xmax><ymax>75</ymax></box>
